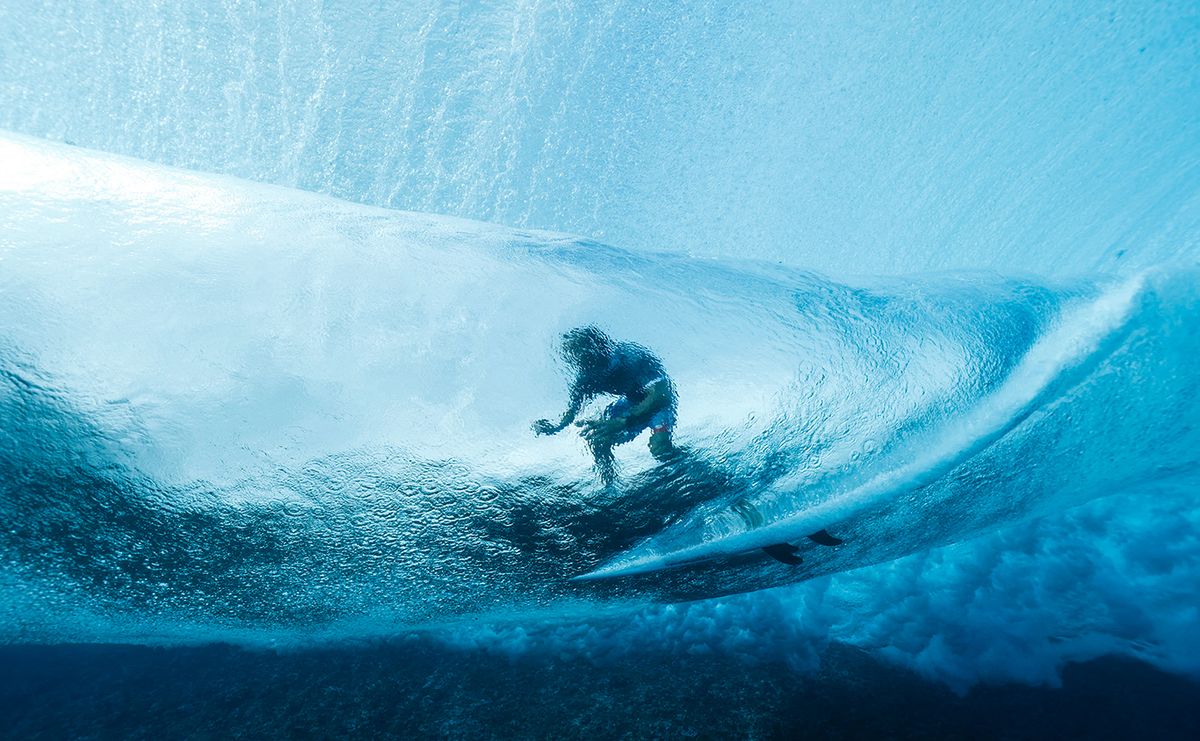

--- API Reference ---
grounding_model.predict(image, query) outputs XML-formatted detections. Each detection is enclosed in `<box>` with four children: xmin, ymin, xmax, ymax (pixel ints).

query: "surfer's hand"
<box><xmin>578</xmin><ymin>417</ymin><xmax>625</xmax><ymax>444</ymax></box>
<box><xmin>532</xmin><ymin>419</ymin><xmax>558</xmax><ymax>435</ymax></box>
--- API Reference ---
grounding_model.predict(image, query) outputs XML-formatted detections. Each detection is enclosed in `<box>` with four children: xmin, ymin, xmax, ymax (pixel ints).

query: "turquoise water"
<box><xmin>2</xmin><ymin>0</ymin><xmax>1199</xmax><ymax>715</ymax></box>
<box><xmin>3</xmin><ymin>1</ymin><xmax>1197</xmax><ymax>274</ymax></box>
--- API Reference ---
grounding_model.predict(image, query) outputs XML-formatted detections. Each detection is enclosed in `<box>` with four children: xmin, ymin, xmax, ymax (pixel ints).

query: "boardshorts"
<box><xmin>603</xmin><ymin>389</ymin><xmax>676</xmax><ymax>445</ymax></box>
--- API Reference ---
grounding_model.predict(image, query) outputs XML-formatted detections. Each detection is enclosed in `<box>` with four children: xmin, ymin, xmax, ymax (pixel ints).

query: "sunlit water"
<box><xmin>1</xmin><ymin>1</ymin><xmax>1198</xmax><ymax>692</ymax></box>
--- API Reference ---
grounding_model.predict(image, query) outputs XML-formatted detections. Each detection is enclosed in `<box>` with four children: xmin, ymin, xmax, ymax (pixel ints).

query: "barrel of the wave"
<box><xmin>2</xmin><ymin>133</ymin><xmax>1197</xmax><ymax>641</ymax></box>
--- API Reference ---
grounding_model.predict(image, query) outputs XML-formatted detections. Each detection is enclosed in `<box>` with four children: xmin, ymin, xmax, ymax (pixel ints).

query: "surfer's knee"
<box><xmin>648</xmin><ymin>431</ymin><xmax>676</xmax><ymax>461</ymax></box>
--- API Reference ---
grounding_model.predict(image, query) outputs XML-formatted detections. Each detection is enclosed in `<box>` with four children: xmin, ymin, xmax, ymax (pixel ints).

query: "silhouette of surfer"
<box><xmin>534</xmin><ymin>325</ymin><xmax>841</xmax><ymax>566</ymax></box>
<box><xmin>534</xmin><ymin>326</ymin><xmax>679</xmax><ymax>484</ymax></box>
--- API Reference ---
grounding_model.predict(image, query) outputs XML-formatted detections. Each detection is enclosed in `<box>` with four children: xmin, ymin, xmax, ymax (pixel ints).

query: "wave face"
<box><xmin>1</xmin><ymin>2</ymin><xmax>1199</xmax><ymax>690</ymax></box>
<box><xmin>2</xmin><ymin>135</ymin><xmax>1197</xmax><ymax>650</ymax></box>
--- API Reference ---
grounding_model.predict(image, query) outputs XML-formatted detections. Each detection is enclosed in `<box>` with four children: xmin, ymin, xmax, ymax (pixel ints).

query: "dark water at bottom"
<box><xmin>2</xmin><ymin>641</ymin><xmax>1198</xmax><ymax>740</ymax></box>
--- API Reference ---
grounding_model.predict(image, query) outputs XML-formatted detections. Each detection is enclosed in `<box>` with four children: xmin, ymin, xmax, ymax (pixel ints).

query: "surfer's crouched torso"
<box><xmin>588</xmin><ymin>342</ymin><xmax>676</xmax><ymax>440</ymax></box>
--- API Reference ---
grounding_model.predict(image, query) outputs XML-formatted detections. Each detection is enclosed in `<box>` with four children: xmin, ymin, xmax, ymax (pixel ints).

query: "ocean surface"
<box><xmin>1</xmin><ymin>2</ymin><xmax>1198</xmax><ymax>739</ymax></box>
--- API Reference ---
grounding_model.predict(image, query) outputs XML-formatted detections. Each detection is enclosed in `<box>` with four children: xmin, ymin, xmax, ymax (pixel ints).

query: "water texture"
<box><xmin>2</xmin><ymin>134</ymin><xmax>1197</xmax><ymax>667</ymax></box>
<box><xmin>1</xmin><ymin>1</ymin><xmax>1197</xmax><ymax>273</ymax></box>
<box><xmin>1</xmin><ymin>0</ymin><xmax>1198</xmax><ymax>696</ymax></box>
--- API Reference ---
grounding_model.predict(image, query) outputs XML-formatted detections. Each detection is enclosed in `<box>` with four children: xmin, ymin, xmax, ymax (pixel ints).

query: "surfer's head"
<box><xmin>561</xmin><ymin>325</ymin><xmax>613</xmax><ymax>369</ymax></box>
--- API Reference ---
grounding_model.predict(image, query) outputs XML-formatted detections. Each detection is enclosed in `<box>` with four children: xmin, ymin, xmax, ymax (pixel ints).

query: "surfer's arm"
<box><xmin>533</xmin><ymin>383</ymin><xmax>587</xmax><ymax>435</ymax></box>
<box><xmin>579</xmin><ymin>378</ymin><xmax>670</xmax><ymax>443</ymax></box>
<box><xmin>621</xmin><ymin>378</ymin><xmax>670</xmax><ymax>429</ymax></box>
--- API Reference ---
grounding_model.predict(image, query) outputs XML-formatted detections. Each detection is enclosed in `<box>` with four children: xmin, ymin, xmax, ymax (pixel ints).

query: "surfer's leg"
<box><xmin>648</xmin><ymin>430</ymin><xmax>678</xmax><ymax>461</ymax></box>
<box><xmin>647</xmin><ymin>407</ymin><xmax>678</xmax><ymax>462</ymax></box>
<box><xmin>589</xmin><ymin>437</ymin><xmax>618</xmax><ymax>485</ymax></box>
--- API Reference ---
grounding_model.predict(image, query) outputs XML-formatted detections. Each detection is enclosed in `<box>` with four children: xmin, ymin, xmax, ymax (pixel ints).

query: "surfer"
<box><xmin>533</xmin><ymin>326</ymin><xmax>679</xmax><ymax>483</ymax></box>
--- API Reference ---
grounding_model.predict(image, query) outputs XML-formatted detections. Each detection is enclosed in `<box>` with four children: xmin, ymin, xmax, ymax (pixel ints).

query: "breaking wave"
<box><xmin>2</xmin><ymin>135</ymin><xmax>1196</xmax><ymax>652</ymax></box>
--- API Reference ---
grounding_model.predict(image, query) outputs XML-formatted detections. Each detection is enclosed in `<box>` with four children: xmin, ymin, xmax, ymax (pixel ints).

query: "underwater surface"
<box><xmin>1</xmin><ymin>1</ymin><xmax>1199</xmax><ymax>738</ymax></box>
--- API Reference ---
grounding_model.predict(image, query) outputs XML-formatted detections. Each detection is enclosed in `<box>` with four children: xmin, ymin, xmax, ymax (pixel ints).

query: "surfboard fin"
<box><xmin>807</xmin><ymin>529</ymin><xmax>844</xmax><ymax>547</ymax></box>
<box><xmin>762</xmin><ymin>543</ymin><xmax>803</xmax><ymax>565</ymax></box>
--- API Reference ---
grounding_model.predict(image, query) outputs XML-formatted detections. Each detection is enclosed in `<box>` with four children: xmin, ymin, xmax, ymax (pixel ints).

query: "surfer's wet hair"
<box><xmin>561</xmin><ymin>325</ymin><xmax>613</xmax><ymax>365</ymax></box>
